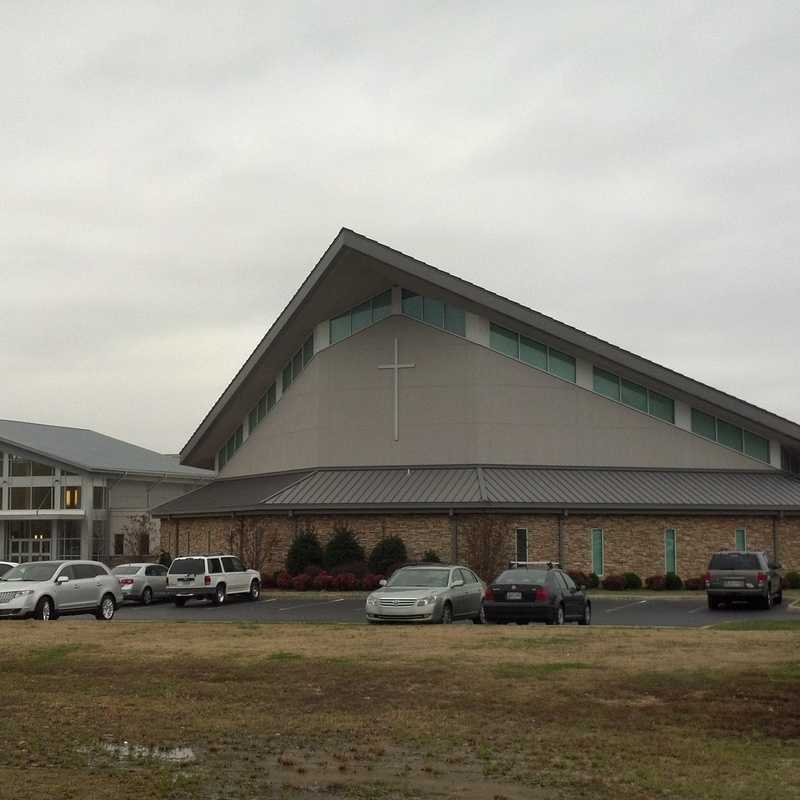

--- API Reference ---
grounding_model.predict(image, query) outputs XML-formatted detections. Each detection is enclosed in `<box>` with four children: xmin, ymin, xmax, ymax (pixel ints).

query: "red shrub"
<box><xmin>645</xmin><ymin>574</ymin><xmax>667</xmax><ymax>591</ymax></box>
<box><xmin>304</xmin><ymin>564</ymin><xmax>323</xmax><ymax>579</ymax></box>
<box><xmin>275</xmin><ymin>571</ymin><xmax>292</xmax><ymax>590</ymax></box>
<box><xmin>330</xmin><ymin>561</ymin><xmax>368</xmax><ymax>578</ymax></box>
<box><xmin>600</xmin><ymin>574</ymin><xmax>626</xmax><ymax>590</ymax></box>
<box><xmin>260</xmin><ymin>572</ymin><xmax>276</xmax><ymax>589</ymax></box>
<box><xmin>683</xmin><ymin>576</ymin><xmax>705</xmax><ymax>591</ymax></box>
<box><xmin>312</xmin><ymin>572</ymin><xmax>335</xmax><ymax>591</ymax></box>
<box><xmin>291</xmin><ymin>574</ymin><xmax>311</xmax><ymax>591</ymax></box>
<box><xmin>361</xmin><ymin>573</ymin><xmax>385</xmax><ymax>591</ymax></box>
<box><xmin>567</xmin><ymin>570</ymin><xmax>590</xmax><ymax>588</ymax></box>
<box><xmin>333</xmin><ymin>573</ymin><xmax>359</xmax><ymax>591</ymax></box>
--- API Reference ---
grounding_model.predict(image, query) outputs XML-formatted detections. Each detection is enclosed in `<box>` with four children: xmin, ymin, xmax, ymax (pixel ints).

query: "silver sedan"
<box><xmin>365</xmin><ymin>564</ymin><xmax>485</xmax><ymax>624</ymax></box>
<box><xmin>0</xmin><ymin>560</ymin><xmax>123</xmax><ymax>621</ymax></box>
<box><xmin>112</xmin><ymin>563</ymin><xmax>168</xmax><ymax>605</ymax></box>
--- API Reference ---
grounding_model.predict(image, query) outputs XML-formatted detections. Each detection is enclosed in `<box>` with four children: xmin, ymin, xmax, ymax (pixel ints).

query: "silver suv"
<box><xmin>0</xmin><ymin>560</ymin><xmax>123</xmax><ymax>621</ymax></box>
<box><xmin>166</xmin><ymin>555</ymin><xmax>261</xmax><ymax>606</ymax></box>
<box><xmin>705</xmin><ymin>550</ymin><xmax>784</xmax><ymax>610</ymax></box>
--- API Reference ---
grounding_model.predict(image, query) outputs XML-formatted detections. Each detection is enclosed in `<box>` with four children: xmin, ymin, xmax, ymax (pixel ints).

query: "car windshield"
<box><xmin>0</xmin><ymin>563</ymin><xmax>13</xmax><ymax>577</ymax></box>
<box><xmin>112</xmin><ymin>565</ymin><xmax>141</xmax><ymax>575</ymax></box>
<box><xmin>1</xmin><ymin>562</ymin><xmax>59</xmax><ymax>582</ymax></box>
<box><xmin>494</xmin><ymin>569</ymin><xmax>548</xmax><ymax>584</ymax></box>
<box><xmin>388</xmin><ymin>568</ymin><xmax>450</xmax><ymax>588</ymax></box>
<box><xmin>709</xmin><ymin>553</ymin><xmax>761</xmax><ymax>570</ymax></box>
<box><xmin>168</xmin><ymin>558</ymin><xmax>206</xmax><ymax>575</ymax></box>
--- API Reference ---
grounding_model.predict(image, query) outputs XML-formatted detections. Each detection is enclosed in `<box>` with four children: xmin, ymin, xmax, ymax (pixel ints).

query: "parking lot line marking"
<box><xmin>278</xmin><ymin>598</ymin><xmax>346</xmax><ymax>612</ymax></box>
<box><xmin>604</xmin><ymin>600</ymin><xmax>648</xmax><ymax>614</ymax></box>
<box><xmin>687</xmin><ymin>606</ymin><xmax>706</xmax><ymax>614</ymax></box>
<box><xmin>260</xmin><ymin>598</ymin><xmax>277</xmax><ymax>603</ymax></box>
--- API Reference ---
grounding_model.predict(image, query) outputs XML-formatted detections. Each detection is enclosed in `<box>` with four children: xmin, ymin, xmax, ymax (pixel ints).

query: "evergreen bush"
<box><xmin>324</xmin><ymin>526</ymin><xmax>365</xmax><ymax>571</ymax></box>
<box><xmin>368</xmin><ymin>535</ymin><xmax>408</xmax><ymax>575</ymax></box>
<box><xmin>286</xmin><ymin>528</ymin><xmax>324</xmax><ymax>575</ymax></box>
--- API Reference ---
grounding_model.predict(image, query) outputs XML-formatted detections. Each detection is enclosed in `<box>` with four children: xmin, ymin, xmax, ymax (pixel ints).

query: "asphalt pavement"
<box><xmin>112</xmin><ymin>593</ymin><xmax>799</xmax><ymax>627</ymax></box>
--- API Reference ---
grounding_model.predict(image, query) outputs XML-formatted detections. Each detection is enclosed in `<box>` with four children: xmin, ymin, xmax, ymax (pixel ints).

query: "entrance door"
<box><xmin>7</xmin><ymin>521</ymin><xmax>52</xmax><ymax>563</ymax></box>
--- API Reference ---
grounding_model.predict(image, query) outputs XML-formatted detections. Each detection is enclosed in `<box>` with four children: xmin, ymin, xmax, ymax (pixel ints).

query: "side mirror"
<box><xmin>56</xmin><ymin>575</ymin><xmax>70</xmax><ymax>585</ymax></box>
<box><xmin>578</xmin><ymin>584</ymin><xmax>587</xmax><ymax>591</ymax></box>
<box><xmin>378</xmin><ymin>579</ymin><xmax>387</xmax><ymax>587</ymax></box>
<box><xmin>451</xmin><ymin>579</ymin><xmax>464</xmax><ymax>588</ymax></box>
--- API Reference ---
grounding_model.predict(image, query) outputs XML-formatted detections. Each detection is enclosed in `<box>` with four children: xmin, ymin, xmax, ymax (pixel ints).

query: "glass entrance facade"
<box><xmin>6</xmin><ymin>520</ymin><xmax>53</xmax><ymax>562</ymax></box>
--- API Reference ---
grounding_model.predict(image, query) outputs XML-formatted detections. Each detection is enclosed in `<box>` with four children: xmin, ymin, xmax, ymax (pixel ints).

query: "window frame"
<box><xmin>735</xmin><ymin>528</ymin><xmax>747</xmax><ymax>551</ymax></box>
<box><xmin>665</xmin><ymin>528</ymin><xmax>677</xmax><ymax>575</ymax></box>
<box><xmin>591</xmin><ymin>528</ymin><xmax>604</xmax><ymax>576</ymax></box>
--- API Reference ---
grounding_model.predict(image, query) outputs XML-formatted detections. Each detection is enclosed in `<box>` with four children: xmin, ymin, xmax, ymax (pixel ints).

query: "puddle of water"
<box><xmin>99</xmin><ymin>741</ymin><xmax>196</xmax><ymax>763</ymax></box>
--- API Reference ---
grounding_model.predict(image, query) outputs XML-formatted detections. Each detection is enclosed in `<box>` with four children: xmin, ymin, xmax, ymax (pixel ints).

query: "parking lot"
<box><xmin>112</xmin><ymin>593</ymin><xmax>800</xmax><ymax>627</ymax></box>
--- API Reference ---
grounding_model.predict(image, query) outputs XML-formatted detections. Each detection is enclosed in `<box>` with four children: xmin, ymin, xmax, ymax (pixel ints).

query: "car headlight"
<box><xmin>12</xmin><ymin>590</ymin><xmax>35</xmax><ymax>599</ymax></box>
<box><xmin>367</xmin><ymin>595</ymin><xmax>380</xmax><ymax>607</ymax></box>
<box><xmin>416</xmin><ymin>595</ymin><xmax>437</xmax><ymax>607</ymax></box>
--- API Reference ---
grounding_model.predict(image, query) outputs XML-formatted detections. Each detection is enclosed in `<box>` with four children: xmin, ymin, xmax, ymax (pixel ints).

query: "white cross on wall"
<box><xmin>378</xmin><ymin>338</ymin><xmax>415</xmax><ymax>442</ymax></box>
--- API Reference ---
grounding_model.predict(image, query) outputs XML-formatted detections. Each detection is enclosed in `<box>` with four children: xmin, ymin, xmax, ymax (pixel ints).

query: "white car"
<box><xmin>0</xmin><ymin>560</ymin><xmax>123</xmax><ymax>621</ymax></box>
<box><xmin>165</xmin><ymin>555</ymin><xmax>261</xmax><ymax>606</ymax></box>
<box><xmin>0</xmin><ymin>562</ymin><xmax>15</xmax><ymax>578</ymax></box>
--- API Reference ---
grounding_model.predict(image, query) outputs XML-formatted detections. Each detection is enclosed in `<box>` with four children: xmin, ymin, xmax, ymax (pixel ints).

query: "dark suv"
<box><xmin>705</xmin><ymin>550</ymin><xmax>783</xmax><ymax>610</ymax></box>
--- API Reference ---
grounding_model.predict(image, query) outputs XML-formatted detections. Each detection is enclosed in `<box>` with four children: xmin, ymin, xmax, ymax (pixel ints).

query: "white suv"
<box><xmin>165</xmin><ymin>555</ymin><xmax>261</xmax><ymax>606</ymax></box>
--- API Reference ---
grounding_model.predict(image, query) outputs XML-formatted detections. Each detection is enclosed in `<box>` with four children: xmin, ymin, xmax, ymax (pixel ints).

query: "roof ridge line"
<box><xmin>258</xmin><ymin>469</ymin><xmax>319</xmax><ymax>504</ymax></box>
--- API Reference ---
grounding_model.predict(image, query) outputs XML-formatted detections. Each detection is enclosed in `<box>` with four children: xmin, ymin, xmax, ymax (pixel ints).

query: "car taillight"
<box><xmin>757</xmin><ymin>572</ymin><xmax>767</xmax><ymax>585</ymax></box>
<box><xmin>704</xmin><ymin>573</ymin><xmax>712</xmax><ymax>587</ymax></box>
<box><xmin>484</xmin><ymin>587</ymin><xmax>495</xmax><ymax>602</ymax></box>
<box><xmin>534</xmin><ymin>587</ymin><xmax>549</xmax><ymax>603</ymax></box>
<box><xmin>204</xmin><ymin>575</ymin><xmax>211</xmax><ymax>586</ymax></box>
<box><xmin>119</xmin><ymin>578</ymin><xmax>134</xmax><ymax>586</ymax></box>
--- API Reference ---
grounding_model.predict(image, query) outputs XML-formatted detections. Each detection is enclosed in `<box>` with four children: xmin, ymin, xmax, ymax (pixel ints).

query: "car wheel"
<box><xmin>440</xmin><ymin>602</ymin><xmax>453</xmax><ymax>624</ymax></box>
<box><xmin>212</xmin><ymin>584</ymin><xmax>226</xmax><ymax>606</ymax></box>
<box><xmin>578</xmin><ymin>602</ymin><xmax>592</xmax><ymax>626</ymax></box>
<box><xmin>174</xmin><ymin>598</ymin><xmax>187</xmax><ymax>607</ymax></box>
<box><xmin>248</xmin><ymin>579</ymin><xmax>261</xmax><ymax>601</ymax></box>
<box><xmin>762</xmin><ymin>590</ymin><xmax>773</xmax><ymax>611</ymax></box>
<box><xmin>707</xmin><ymin>595</ymin><xmax>719</xmax><ymax>610</ymax></box>
<box><xmin>141</xmin><ymin>587</ymin><xmax>153</xmax><ymax>606</ymax></box>
<box><xmin>34</xmin><ymin>596</ymin><xmax>54</xmax><ymax>621</ymax></box>
<box><xmin>550</xmin><ymin>605</ymin><xmax>565</xmax><ymax>626</ymax></box>
<box><xmin>472</xmin><ymin>605</ymin><xmax>486</xmax><ymax>625</ymax></box>
<box><xmin>96</xmin><ymin>594</ymin><xmax>116</xmax><ymax>621</ymax></box>
<box><xmin>775</xmin><ymin>589</ymin><xmax>783</xmax><ymax>605</ymax></box>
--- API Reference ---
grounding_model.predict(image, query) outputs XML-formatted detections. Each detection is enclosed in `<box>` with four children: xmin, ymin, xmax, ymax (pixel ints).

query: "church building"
<box><xmin>154</xmin><ymin>229</ymin><xmax>800</xmax><ymax>579</ymax></box>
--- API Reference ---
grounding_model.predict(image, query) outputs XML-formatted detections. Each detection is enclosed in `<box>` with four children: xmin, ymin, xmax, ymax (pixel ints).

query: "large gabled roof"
<box><xmin>181</xmin><ymin>228</ymin><xmax>800</xmax><ymax>465</ymax></box>
<box><xmin>153</xmin><ymin>464</ymin><xmax>800</xmax><ymax>516</ymax></box>
<box><xmin>0</xmin><ymin>419</ymin><xmax>213</xmax><ymax>479</ymax></box>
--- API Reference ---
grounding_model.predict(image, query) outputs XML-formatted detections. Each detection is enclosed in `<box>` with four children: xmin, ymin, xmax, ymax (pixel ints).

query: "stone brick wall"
<box><xmin>157</xmin><ymin>511</ymin><xmax>799</xmax><ymax>580</ymax></box>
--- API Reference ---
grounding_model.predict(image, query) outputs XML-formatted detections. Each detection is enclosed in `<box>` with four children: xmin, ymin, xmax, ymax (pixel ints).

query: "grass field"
<box><xmin>1</xmin><ymin>621</ymin><xmax>799</xmax><ymax>800</ymax></box>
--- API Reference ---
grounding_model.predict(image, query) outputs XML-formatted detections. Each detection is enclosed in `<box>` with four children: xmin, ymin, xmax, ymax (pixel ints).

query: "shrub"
<box><xmin>291</xmin><ymin>574</ymin><xmax>311</xmax><ymax>591</ymax></box>
<box><xmin>286</xmin><ymin>528</ymin><xmax>324</xmax><ymax>575</ymax></box>
<box><xmin>588</xmin><ymin>573</ymin><xmax>600</xmax><ymax>588</ymax></box>
<box><xmin>645</xmin><ymin>574</ymin><xmax>666</xmax><ymax>590</ymax></box>
<box><xmin>304</xmin><ymin>564</ymin><xmax>323</xmax><ymax>579</ymax></box>
<box><xmin>368</xmin><ymin>536</ymin><xmax>408</xmax><ymax>576</ymax></box>
<box><xmin>785</xmin><ymin>571</ymin><xmax>800</xmax><ymax>589</ymax></box>
<box><xmin>664</xmin><ymin>573</ymin><xmax>683</xmax><ymax>591</ymax></box>
<box><xmin>683</xmin><ymin>576</ymin><xmax>705</xmax><ymax>591</ymax></box>
<box><xmin>422</xmin><ymin>550</ymin><xmax>441</xmax><ymax>563</ymax></box>
<box><xmin>361</xmin><ymin>573</ymin><xmax>385</xmax><ymax>591</ymax></box>
<box><xmin>333</xmin><ymin>573</ymin><xmax>359</xmax><ymax>591</ymax></box>
<box><xmin>312</xmin><ymin>572</ymin><xmax>335</xmax><ymax>591</ymax></box>
<box><xmin>568</xmin><ymin>570</ymin><xmax>595</xmax><ymax>589</ymax></box>
<box><xmin>600</xmin><ymin>574</ymin><xmax>626</xmax><ymax>591</ymax></box>
<box><xmin>324</xmin><ymin>526</ymin><xmax>365</xmax><ymax>571</ymax></box>
<box><xmin>158</xmin><ymin>551</ymin><xmax>173</xmax><ymax>568</ymax></box>
<box><xmin>275</xmin><ymin>571</ymin><xmax>292</xmax><ymax>590</ymax></box>
<box><xmin>623</xmin><ymin>572</ymin><xmax>642</xmax><ymax>590</ymax></box>
<box><xmin>330</xmin><ymin>560</ymin><xmax>368</xmax><ymax>578</ymax></box>
<box><xmin>260</xmin><ymin>572</ymin><xmax>277</xmax><ymax>589</ymax></box>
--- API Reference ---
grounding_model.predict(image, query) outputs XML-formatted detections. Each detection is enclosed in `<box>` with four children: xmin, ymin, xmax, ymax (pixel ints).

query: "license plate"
<box><xmin>506</xmin><ymin>591</ymin><xmax>522</xmax><ymax>600</ymax></box>
<box><xmin>724</xmin><ymin>580</ymin><xmax>744</xmax><ymax>587</ymax></box>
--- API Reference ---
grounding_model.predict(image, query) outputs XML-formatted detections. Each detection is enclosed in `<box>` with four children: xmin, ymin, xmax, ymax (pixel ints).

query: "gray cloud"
<box><xmin>2</xmin><ymin>1</ymin><xmax>799</xmax><ymax>451</ymax></box>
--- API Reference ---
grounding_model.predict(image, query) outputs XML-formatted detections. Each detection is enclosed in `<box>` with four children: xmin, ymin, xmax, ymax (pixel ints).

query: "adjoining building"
<box><xmin>153</xmin><ymin>229</ymin><xmax>800</xmax><ymax>578</ymax></box>
<box><xmin>0</xmin><ymin>419</ymin><xmax>212</xmax><ymax>563</ymax></box>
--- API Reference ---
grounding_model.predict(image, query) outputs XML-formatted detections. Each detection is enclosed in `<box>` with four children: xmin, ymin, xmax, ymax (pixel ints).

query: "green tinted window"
<box><xmin>444</xmin><ymin>305</ymin><xmax>466</xmax><ymax>336</ymax></box>
<box><xmin>735</xmin><ymin>528</ymin><xmax>747</xmax><ymax>550</ymax></box>
<box><xmin>593</xmin><ymin>367</ymin><xmax>620</xmax><ymax>401</ymax></box>
<box><xmin>330</xmin><ymin>313</ymin><xmax>350</xmax><ymax>344</ymax></box>
<box><xmin>648</xmin><ymin>391</ymin><xmax>674</xmax><ymax>423</ymax></box>
<box><xmin>665</xmin><ymin>529</ymin><xmax>677</xmax><ymax>574</ymax></box>
<box><xmin>548</xmin><ymin>349</ymin><xmax>576</xmax><ymax>382</ymax></box>
<box><xmin>292</xmin><ymin>351</ymin><xmax>303</xmax><ymax>379</ymax></box>
<box><xmin>519</xmin><ymin>336</ymin><xmax>547</xmax><ymax>370</ymax></box>
<box><xmin>692</xmin><ymin>409</ymin><xmax>716</xmax><ymax>440</ymax></box>
<box><xmin>302</xmin><ymin>335</ymin><xmax>314</xmax><ymax>366</ymax></box>
<box><xmin>423</xmin><ymin>296</ymin><xmax>445</xmax><ymax>328</ymax></box>
<box><xmin>743</xmin><ymin>431</ymin><xmax>770</xmax><ymax>463</ymax></box>
<box><xmin>234</xmin><ymin>426</ymin><xmax>243</xmax><ymax>449</ymax></box>
<box><xmin>351</xmin><ymin>300</ymin><xmax>372</xmax><ymax>333</ymax></box>
<box><xmin>218</xmin><ymin>447</ymin><xmax>227</xmax><ymax>469</ymax></box>
<box><xmin>372</xmin><ymin>290</ymin><xmax>391</xmax><ymax>322</ymax></box>
<box><xmin>282</xmin><ymin>363</ymin><xmax>293</xmax><ymax>390</ymax></box>
<box><xmin>490</xmin><ymin>323</ymin><xmax>519</xmax><ymax>358</ymax></box>
<box><xmin>591</xmin><ymin>529</ymin><xmax>604</xmax><ymax>576</ymax></box>
<box><xmin>266</xmin><ymin>383</ymin><xmax>276</xmax><ymax>412</ymax></box>
<box><xmin>621</xmin><ymin>379</ymin><xmax>648</xmax><ymax>412</ymax></box>
<box><xmin>248</xmin><ymin>408</ymin><xmax>258</xmax><ymax>432</ymax></box>
<box><xmin>402</xmin><ymin>290</ymin><xmax>423</xmax><ymax>319</ymax></box>
<box><xmin>717</xmin><ymin>420</ymin><xmax>743</xmax><ymax>452</ymax></box>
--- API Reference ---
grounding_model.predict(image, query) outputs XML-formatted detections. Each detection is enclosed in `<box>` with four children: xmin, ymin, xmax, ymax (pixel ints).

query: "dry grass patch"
<box><xmin>0</xmin><ymin>622</ymin><xmax>798</xmax><ymax>799</ymax></box>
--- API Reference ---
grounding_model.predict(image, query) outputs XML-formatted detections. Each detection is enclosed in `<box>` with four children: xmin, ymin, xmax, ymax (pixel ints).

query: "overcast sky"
<box><xmin>2</xmin><ymin>2</ymin><xmax>799</xmax><ymax>454</ymax></box>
